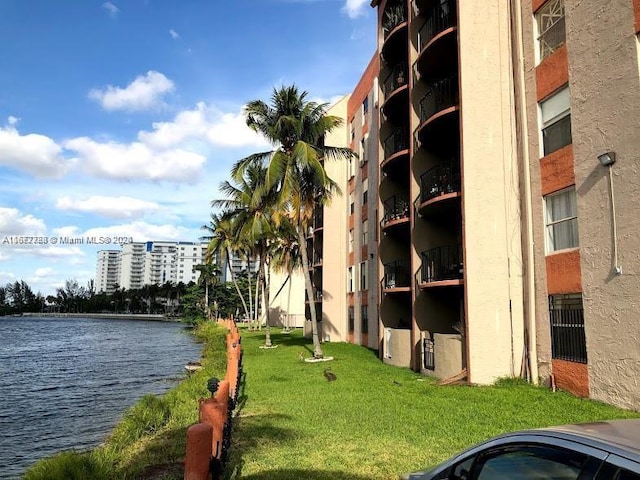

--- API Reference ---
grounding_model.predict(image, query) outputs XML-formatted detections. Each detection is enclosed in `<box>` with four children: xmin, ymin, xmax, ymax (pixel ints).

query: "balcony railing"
<box><xmin>382</xmin><ymin>194</ymin><xmax>410</xmax><ymax>225</ymax></box>
<box><xmin>419</xmin><ymin>76</ymin><xmax>459</xmax><ymax>123</ymax></box>
<box><xmin>417</xmin><ymin>0</ymin><xmax>457</xmax><ymax>52</ymax></box>
<box><xmin>382</xmin><ymin>63</ymin><xmax>408</xmax><ymax>97</ymax></box>
<box><xmin>383</xmin><ymin>2</ymin><xmax>407</xmax><ymax>39</ymax></box>
<box><xmin>313</xmin><ymin>289</ymin><xmax>323</xmax><ymax>301</ymax></box>
<box><xmin>313</xmin><ymin>209</ymin><xmax>324</xmax><ymax>229</ymax></box>
<box><xmin>313</xmin><ymin>252</ymin><xmax>323</xmax><ymax>265</ymax></box>
<box><xmin>419</xmin><ymin>158</ymin><xmax>461</xmax><ymax>204</ymax></box>
<box><xmin>382</xmin><ymin>259</ymin><xmax>411</xmax><ymax>289</ymax></box>
<box><xmin>383</xmin><ymin>129</ymin><xmax>409</xmax><ymax>160</ymax></box>
<box><xmin>420</xmin><ymin>244</ymin><xmax>463</xmax><ymax>283</ymax></box>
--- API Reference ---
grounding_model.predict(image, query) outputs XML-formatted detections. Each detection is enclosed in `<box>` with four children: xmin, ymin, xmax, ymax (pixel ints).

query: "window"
<box><xmin>475</xmin><ymin>445</ymin><xmax>588</xmax><ymax>480</ymax></box>
<box><xmin>545</xmin><ymin>187</ymin><xmax>578</xmax><ymax>252</ymax></box>
<box><xmin>349</xmin><ymin>229</ymin><xmax>354</xmax><ymax>252</ymax></box>
<box><xmin>537</xmin><ymin>0</ymin><xmax>565</xmax><ymax>62</ymax></box>
<box><xmin>348</xmin><ymin>266</ymin><xmax>354</xmax><ymax>292</ymax></box>
<box><xmin>360</xmin><ymin>137</ymin><xmax>367</xmax><ymax>166</ymax></box>
<box><xmin>540</xmin><ymin>85</ymin><xmax>572</xmax><ymax>155</ymax></box>
<box><xmin>348</xmin><ymin>306</ymin><xmax>355</xmax><ymax>332</ymax></box>
<box><xmin>362</xmin><ymin>219</ymin><xmax>368</xmax><ymax>246</ymax></box>
<box><xmin>349</xmin><ymin>192</ymin><xmax>355</xmax><ymax>215</ymax></box>
<box><xmin>362</xmin><ymin>178</ymin><xmax>369</xmax><ymax>205</ymax></box>
<box><xmin>348</xmin><ymin>156</ymin><xmax>355</xmax><ymax>179</ymax></box>
<box><xmin>362</xmin><ymin>96</ymin><xmax>369</xmax><ymax>117</ymax></box>
<box><xmin>360</xmin><ymin>260</ymin><xmax>367</xmax><ymax>290</ymax></box>
<box><xmin>350</xmin><ymin>120</ymin><xmax>355</xmax><ymax>141</ymax></box>
<box><xmin>549</xmin><ymin>293</ymin><xmax>587</xmax><ymax>363</ymax></box>
<box><xmin>361</xmin><ymin>305</ymin><xmax>368</xmax><ymax>334</ymax></box>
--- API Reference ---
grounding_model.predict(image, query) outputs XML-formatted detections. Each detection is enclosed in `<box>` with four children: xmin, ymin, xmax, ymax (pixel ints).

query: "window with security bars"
<box><xmin>361</xmin><ymin>305</ymin><xmax>368</xmax><ymax>334</ymax></box>
<box><xmin>545</xmin><ymin>187</ymin><xmax>578</xmax><ymax>252</ymax></box>
<box><xmin>549</xmin><ymin>294</ymin><xmax>587</xmax><ymax>363</ymax></box>
<box><xmin>537</xmin><ymin>0</ymin><xmax>565</xmax><ymax>61</ymax></box>
<box><xmin>549</xmin><ymin>293</ymin><xmax>587</xmax><ymax>363</ymax></box>
<box><xmin>423</xmin><ymin>333</ymin><xmax>435</xmax><ymax>370</ymax></box>
<box><xmin>348</xmin><ymin>306</ymin><xmax>355</xmax><ymax>332</ymax></box>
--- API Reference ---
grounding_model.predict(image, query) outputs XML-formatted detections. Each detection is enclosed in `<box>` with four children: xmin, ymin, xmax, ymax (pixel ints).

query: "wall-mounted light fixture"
<box><xmin>598</xmin><ymin>151</ymin><xmax>616</xmax><ymax>166</ymax></box>
<box><xmin>599</xmin><ymin>151</ymin><xmax>621</xmax><ymax>275</ymax></box>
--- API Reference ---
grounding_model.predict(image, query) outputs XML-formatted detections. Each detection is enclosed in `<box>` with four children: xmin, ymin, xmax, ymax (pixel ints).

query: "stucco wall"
<box><xmin>458</xmin><ymin>0</ymin><xmax>525</xmax><ymax>384</ymax></box>
<box><xmin>566</xmin><ymin>0</ymin><xmax>640</xmax><ymax>410</ymax></box>
<box><xmin>268</xmin><ymin>269</ymin><xmax>307</xmax><ymax>328</ymax></box>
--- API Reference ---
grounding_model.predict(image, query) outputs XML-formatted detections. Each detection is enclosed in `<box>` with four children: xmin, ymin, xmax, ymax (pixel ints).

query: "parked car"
<box><xmin>403</xmin><ymin>419</ymin><xmax>640</xmax><ymax>480</ymax></box>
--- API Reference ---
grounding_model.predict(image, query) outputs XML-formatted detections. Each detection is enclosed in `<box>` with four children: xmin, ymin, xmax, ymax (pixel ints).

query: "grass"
<box><xmin>24</xmin><ymin>324</ymin><xmax>640</xmax><ymax>480</ymax></box>
<box><xmin>226</xmin><ymin>329</ymin><xmax>639</xmax><ymax>480</ymax></box>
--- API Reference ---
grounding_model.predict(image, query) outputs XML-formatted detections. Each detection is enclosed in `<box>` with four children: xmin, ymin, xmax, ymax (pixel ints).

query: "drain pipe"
<box><xmin>509</xmin><ymin>0</ymin><xmax>539</xmax><ymax>383</ymax></box>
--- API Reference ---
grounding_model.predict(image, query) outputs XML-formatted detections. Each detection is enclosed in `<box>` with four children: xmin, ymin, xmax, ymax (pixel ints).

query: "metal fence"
<box><xmin>382</xmin><ymin>259</ymin><xmax>411</xmax><ymax>289</ymax></box>
<box><xmin>419</xmin><ymin>158</ymin><xmax>461</xmax><ymax>204</ymax></box>
<box><xmin>420</xmin><ymin>244</ymin><xmax>463</xmax><ymax>283</ymax></box>
<box><xmin>419</xmin><ymin>75</ymin><xmax>459</xmax><ymax>123</ymax></box>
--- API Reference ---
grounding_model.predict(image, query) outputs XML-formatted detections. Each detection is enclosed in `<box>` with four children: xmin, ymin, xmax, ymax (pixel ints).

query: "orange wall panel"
<box><xmin>536</xmin><ymin>45</ymin><xmax>569</xmax><ymax>101</ymax></box>
<box><xmin>532</xmin><ymin>0</ymin><xmax>547</xmax><ymax>13</ymax></box>
<box><xmin>540</xmin><ymin>145</ymin><xmax>574</xmax><ymax>195</ymax></box>
<box><xmin>546</xmin><ymin>250</ymin><xmax>582</xmax><ymax>294</ymax></box>
<box><xmin>635</xmin><ymin>0</ymin><xmax>640</xmax><ymax>33</ymax></box>
<box><xmin>552</xmin><ymin>359</ymin><xmax>589</xmax><ymax>397</ymax></box>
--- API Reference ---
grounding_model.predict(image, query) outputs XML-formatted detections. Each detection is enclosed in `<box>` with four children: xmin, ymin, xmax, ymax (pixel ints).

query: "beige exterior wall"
<box><xmin>268</xmin><ymin>268</ymin><xmax>306</xmax><ymax>328</ymax></box>
<box><xmin>458</xmin><ymin>0</ymin><xmax>525</xmax><ymax>384</ymax></box>
<box><xmin>320</xmin><ymin>95</ymin><xmax>350</xmax><ymax>342</ymax></box>
<box><xmin>565</xmin><ymin>0</ymin><xmax>640</xmax><ymax>409</ymax></box>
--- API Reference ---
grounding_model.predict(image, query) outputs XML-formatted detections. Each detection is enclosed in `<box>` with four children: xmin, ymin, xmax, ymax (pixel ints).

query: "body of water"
<box><xmin>0</xmin><ymin>316</ymin><xmax>202</xmax><ymax>479</ymax></box>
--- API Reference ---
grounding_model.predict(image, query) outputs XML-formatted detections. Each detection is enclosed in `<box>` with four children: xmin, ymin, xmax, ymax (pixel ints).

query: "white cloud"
<box><xmin>102</xmin><ymin>1</ymin><xmax>119</xmax><ymax>17</ymax></box>
<box><xmin>169</xmin><ymin>29</ymin><xmax>180</xmax><ymax>39</ymax></box>
<box><xmin>64</xmin><ymin>137</ymin><xmax>205</xmax><ymax>183</ymax></box>
<box><xmin>138</xmin><ymin>102</ymin><xmax>270</xmax><ymax>150</ymax></box>
<box><xmin>0</xmin><ymin>208</ymin><xmax>47</xmax><ymax>236</ymax></box>
<box><xmin>342</xmin><ymin>0</ymin><xmax>369</xmax><ymax>18</ymax></box>
<box><xmin>8</xmin><ymin>115</ymin><xmax>19</xmax><ymax>126</ymax></box>
<box><xmin>0</xmin><ymin>122</ymin><xmax>68</xmax><ymax>178</ymax></box>
<box><xmin>56</xmin><ymin>195</ymin><xmax>161</xmax><ymax>219</ymax></box>
<box><xmin>34</xmin><ymin>267</ymin><xmax>54</xmax><ymax>279</ymax></box>
<box><xmin>88</xmin><ymin>71</ymin><xmax>175</xmax><ymax>112</ymax></box>
<box><xmin>0</xmin><ymin>272</ymin><xmax>16</xmax><ymax>283</ymax></box>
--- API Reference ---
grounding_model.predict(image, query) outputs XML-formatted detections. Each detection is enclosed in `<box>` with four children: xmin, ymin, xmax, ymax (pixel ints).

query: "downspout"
<box><xmin>509</xmin><ymin>0</ymin><xmax>539</xmax><ymax>383</ymax></box>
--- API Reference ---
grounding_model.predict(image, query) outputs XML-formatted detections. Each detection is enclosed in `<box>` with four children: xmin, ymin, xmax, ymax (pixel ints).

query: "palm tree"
<box><xmin>193</xmin><ymin>264</ymin><xmax>221</xmax><ymax>319</ymax></box>
<box><xmin>234</xmin><ymin>85</ymin><xmax>356</xmax><ymax>358</ymax></box>
<box><xmin>213</xmin><ymin>163</ymin><xmax>279</xmax><ymax>347</ymax></box>
<box><xmin>201</xmin><ymin>212</ymin><xmax>251</xmax><ymax>321</ymax></box>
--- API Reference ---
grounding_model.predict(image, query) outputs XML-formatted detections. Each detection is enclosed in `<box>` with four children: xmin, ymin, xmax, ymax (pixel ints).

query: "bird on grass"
<box><xmin>323</xmin><ymin>367</ymin><xmax>337</xmax><ymax>382</ymax></box>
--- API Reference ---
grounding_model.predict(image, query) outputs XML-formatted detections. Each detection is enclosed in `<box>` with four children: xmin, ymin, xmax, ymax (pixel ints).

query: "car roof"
<box><xmin>508</xmin><ymin>419</ymin><xmax>640</xmax><ymax>459</ymax></box>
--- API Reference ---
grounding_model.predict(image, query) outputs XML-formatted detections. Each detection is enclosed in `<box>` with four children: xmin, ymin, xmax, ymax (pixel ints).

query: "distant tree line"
<box><xmin>0</xmin><ymin>270</ymin><xmax>257</xmax><ymax>321</ymax></box>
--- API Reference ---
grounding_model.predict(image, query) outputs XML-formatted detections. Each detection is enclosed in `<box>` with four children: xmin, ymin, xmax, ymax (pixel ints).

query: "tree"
<box><xmin>234</xmin><ymin>86</ymin><xmax>356</xmax><ymax>358</ymax></box>
<box><xmin>201</xmin><ymin>212</ymin><xmax>251</xmax><ymax>321</ymax></box>
<box><xmin>193</xmin><ymin>264</ymin><xmax>221</xmax><ymax>319</ymax></box>
<box><xmin>214</xmin><ymin>163</ymin><xmax>279</xmax><ymax>347</ymax></box>
<box><xmin>271</xmin><ymin>216</ymin><xmax>302</xmax><ymax>332</ymax></box>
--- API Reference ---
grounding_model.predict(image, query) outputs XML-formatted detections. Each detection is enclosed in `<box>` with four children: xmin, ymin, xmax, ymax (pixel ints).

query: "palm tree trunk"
<box><xmin>204</xmin><ymin>282</ymin><xmax>210</xmax><ymax>319</ymax></box>
<box><xmin>263</xmin><ymin>259</ymin><xmax>272</xmax><ymax>347</ymax></box>
<box><xmin>227</xmin><ymin>247</ymin><xmax>250</xmax><ymax>321</ymax></box>
<box><xmin>286</xmin><ymin>269</ymin><xmax>293</xmax><ymax>331</ymax></box>
<box><xmin>297</xmin><ymin>226</ymin><xmax>323</xmax><ymax>358</ymax></box>
<box><xmin>254</xmin><ymin>255</ymin><xmax>262</xmax><ymax>330</ymax></box>
<box><xmin>247</xmin><ymin>258</ymin><xmax>254</xmax><ymax>329</ymax></box>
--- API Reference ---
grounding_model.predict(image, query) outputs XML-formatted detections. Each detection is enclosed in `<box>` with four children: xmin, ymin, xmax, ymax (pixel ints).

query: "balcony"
<box><xmin>381</xmin><ymin>194</ymin><xmax>410</xmax><ymax>230</ymax></box>
<box><xmin>382</xmin><ymin>259</ymin><xmax>412</xmax><ymax>291</ymax></box>
<box><xmin>313</xmin><ymin>208</ymin><xmax>324</xmax><ymax>231</ymax></box>
<box><xmin>381</xmin><ymin>63</ymin><xmax>409</xmax><ymax>121</ymax></box>
<box><xmin>382</xmin><ymin>2</ymin><xmax>407</xmax><ymax>40</ymax></box>
<box><xmin>417</xmin><ymin>158</ymin><xmax>461</xmax><ymax>214</ymax></box>
<box><xmin>381</xmin><ymin>129</ymin><xmax>409</xmax><ymax>173</ymax></box>
<box><xmin>381</xmin><ymin>1</ymin><xmax>408</xmax><ymax>63</ymax></box>
<box><xmin>417</xmin><ymin>0</ymin><xmax>457</xmax><ymax>52</ymax></box>
<box><xmin>313</xmin><ymin>252</ymin><xmax>323</xmax><ymax>267</ymax></box>
<box><xmin>419</xmin><ymin>244</ymin><xmax>463</xmax><ymax>286</ymax></box>
<box><xmin>419</xmin><ymin>76</ymin><xmax>459</xmax><ymax>123</ymax></box>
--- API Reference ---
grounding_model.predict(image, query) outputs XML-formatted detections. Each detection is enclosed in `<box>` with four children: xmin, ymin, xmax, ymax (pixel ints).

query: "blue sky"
<box><xmin>0</xmin><ymin>0</ymin><xmax>376</xmax><ymax>295</ymax></box>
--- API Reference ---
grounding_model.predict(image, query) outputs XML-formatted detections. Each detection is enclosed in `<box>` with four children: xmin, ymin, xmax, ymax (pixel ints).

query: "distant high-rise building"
<box><xmin>95</xmin><ymin>250</ymin><xmax>121</xmax><ymax>294</ymax></box>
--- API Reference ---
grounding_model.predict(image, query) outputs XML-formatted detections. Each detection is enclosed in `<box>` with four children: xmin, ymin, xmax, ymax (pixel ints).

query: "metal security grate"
<box><xmin>549</xmin><ymin>294</ymin><xmax>587</xmax><ymax>363</ymax></box>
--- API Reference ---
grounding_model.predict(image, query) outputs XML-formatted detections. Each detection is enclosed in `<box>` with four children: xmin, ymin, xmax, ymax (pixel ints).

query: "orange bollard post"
<box><xmin>184</xmin><ymin>423</ymin><xmax>213</xmax><ymax>480</ymax></box>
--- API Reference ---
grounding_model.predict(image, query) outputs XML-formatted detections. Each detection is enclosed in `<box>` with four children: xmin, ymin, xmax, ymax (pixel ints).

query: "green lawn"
<box><xmin>227</xmin><ymin>328</ymin><xmax>639</xmax><ymax>480</ymax></box>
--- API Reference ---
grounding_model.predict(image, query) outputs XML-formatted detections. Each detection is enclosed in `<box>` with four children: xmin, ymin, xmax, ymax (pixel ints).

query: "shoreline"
<box><xmin>8</xmin><ymin>312</ymin><xmax>181</xmax><ymax>322</ymax></box>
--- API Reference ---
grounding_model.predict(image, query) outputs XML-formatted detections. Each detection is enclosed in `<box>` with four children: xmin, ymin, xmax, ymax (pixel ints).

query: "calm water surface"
<box><xmin>0</xmin><ymin>316</ymin><xmax>202</xmax><ymax>479</ymax></box>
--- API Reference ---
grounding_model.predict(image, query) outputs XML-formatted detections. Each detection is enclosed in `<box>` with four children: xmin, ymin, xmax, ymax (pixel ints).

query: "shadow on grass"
<box><xmin>225</xmin><ymin>412</ymin><xmax>297</xmax><ymax>479</ymax></box>
<box><xmin>236</xmin><ymin>469</ymin><xmax>376</xmax><ymax>480</ymax></box>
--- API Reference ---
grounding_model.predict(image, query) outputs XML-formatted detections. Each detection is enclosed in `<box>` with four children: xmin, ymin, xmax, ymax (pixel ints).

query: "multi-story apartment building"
<box><xmin>366</xmin><ymin>0</ymin><xmax>640</xmax><ymax>408</ymax></box>
<box><xmin>304</xmin><ymin>56</ymin><xmax>380</xmax><ymax>347</ymax></box>
<box><xmin>95</xmin><ymin>250</ymin><xmax>121</xmax><ymax>294</ymax></box>
<box><xmin>119</xmin><ymin>242</ymin><xmax>146</xmax><ymax>290</ymax></box>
